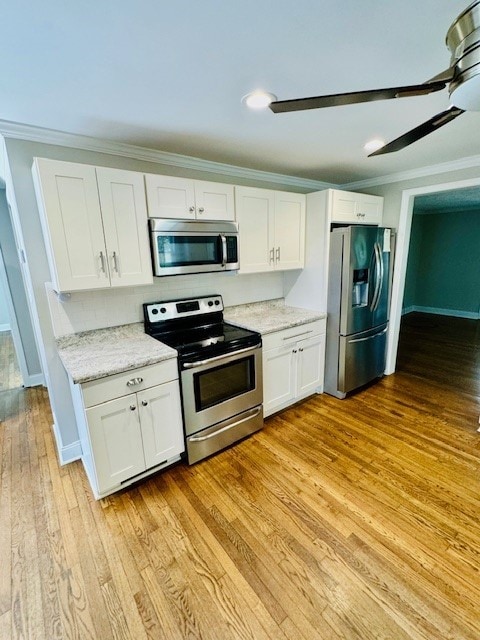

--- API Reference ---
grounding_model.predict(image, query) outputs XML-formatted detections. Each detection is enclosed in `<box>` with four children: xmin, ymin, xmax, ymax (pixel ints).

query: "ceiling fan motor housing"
<box><xmin>447</xmin><ymin>0</ymin><xmax>480</xmax><ymax>110</ymax></box>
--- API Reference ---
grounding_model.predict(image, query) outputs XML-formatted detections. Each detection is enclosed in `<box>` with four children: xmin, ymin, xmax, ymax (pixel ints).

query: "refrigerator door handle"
<box><xmin>348</xmin><ymin>326</ymin><xmax>388</xmax><ymax>343</ymax></box>
<box><xmin>370</xmin><ymin>242</ymin><xmax>384</xmax><ymax>312</ymax></box>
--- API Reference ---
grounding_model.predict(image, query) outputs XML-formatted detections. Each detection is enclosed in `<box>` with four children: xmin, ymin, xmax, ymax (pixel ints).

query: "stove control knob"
<box><xmin>208</xmin><ymin>300</ymin><xmax>214</xmax><ymax>307</ymax></box>
<box><xmin>151</xmin><ymin>308</ymin><xmax>159</xmax><ymax>315</ymax></box>
<box><xmin>214</xmin><ymin>300</ymin><xmax>220</xmax><ymax>306</ymax></box>
<box><xmin>160</xmin><ymin>307</ymin><xmax>167</xmax><ymax>313</ymax></box>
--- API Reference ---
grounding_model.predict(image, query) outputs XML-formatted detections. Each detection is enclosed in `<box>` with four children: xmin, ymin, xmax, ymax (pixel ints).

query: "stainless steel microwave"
<box><xmin>149</xmin><ymin>218</ymin><xmax>239</xmax><ymax>276</ymax></box>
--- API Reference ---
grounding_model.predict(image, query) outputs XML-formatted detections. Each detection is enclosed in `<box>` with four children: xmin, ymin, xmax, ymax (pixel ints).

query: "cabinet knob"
<box><xmin>126</xmin><ymin>377</ymin><xmax>144</xmax><ymax>387</ymax></box>
<box><xmin>141</xmin><ymin>400</ymin><xmax>148</xmax><ymax>406</ymax></box>
<box><xmin>293</xmin><ymin>349</ymin><xmax>297</xmax><ymax>354</ymax></box>
<box><xmin>130</xmin><ymin>405</ymin><xmax>136</xmax><ymax>411</ymax></box>
<box><xmin>189</xmin><ymin>206</ymin><xmax>195</xmax><ymax>212</ymax></box>
<box><xmin>299</xmin><ymin>347</ymin><xmax>304</xmax><ymax>352</ymax></box>
<box><xmin>198</xmin><ymin>207</ymin><xmax>204</xmax><ymax>213</ymax></box>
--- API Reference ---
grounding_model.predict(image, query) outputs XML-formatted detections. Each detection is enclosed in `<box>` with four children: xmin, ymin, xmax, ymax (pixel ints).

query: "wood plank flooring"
<box><xmin>1</xmin><ymin>312</ymin><xmax>480</xmax><ymax>639</ymax></box>
<box><xmin>0</xmin><ymin>330</ymin><xmax>22</xmax><ymax>391</ymax></box>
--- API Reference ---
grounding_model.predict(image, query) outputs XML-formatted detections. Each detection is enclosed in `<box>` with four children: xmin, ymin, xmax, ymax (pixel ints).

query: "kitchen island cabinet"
<box><xmin>234</xmin><ymin>187</ymin><xmax>305</xmax><ymax>273</ymax></box>
<box><xmin>32</xmin><ymin>159</ymin><xmax>152</xmax><ymax>292</ymax></box>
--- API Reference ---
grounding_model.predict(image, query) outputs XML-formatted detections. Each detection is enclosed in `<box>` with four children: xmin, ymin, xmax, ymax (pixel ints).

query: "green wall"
<box><xmin>403</xmin><ymin>210</ymin><xmax>480</xmax><ymax>317</ymax></box>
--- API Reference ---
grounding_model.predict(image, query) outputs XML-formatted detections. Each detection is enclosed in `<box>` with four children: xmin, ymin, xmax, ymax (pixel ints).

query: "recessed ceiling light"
<box><xmin>242</xmin><ymin>91</ymin><xmax>277</xmax><ymax>109</ymax></box>
<box><xmin>364</xmin><ymin>138</ymin><xmax>385</xmax><ymax>154</ymax></box>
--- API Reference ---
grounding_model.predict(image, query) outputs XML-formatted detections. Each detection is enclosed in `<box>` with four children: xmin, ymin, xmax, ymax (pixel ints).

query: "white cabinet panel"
<box><xmin>96</xmin><ymin>168</ymin><xmax>152</xmax><ymax>287</ymax></box>
<box><xmin>235</xmin><ymin>187</ymin><xmax>275</xmax><ymax>273</ymax></box>
<box><xmin>263</xmin><ymin>321</ymin><xmax>325</xmax><ymax>417</ymax></box>
<box><xmin>263</xmin><ymin>345</ymin><xmax>295</xmax><ymax>416</ymax></box>
<box><xmin>86</xmin><ymin>394</ymin><xmax>146</xmax><ymax>492</ymax></box>
<box><xmin>331</xmin><ymin>190</ymin><xmax>383</xmax><ymax>225</ymax></box>
<box><xmin>138</xmin><ymin>381</ymin><xmax>184</xmax><ymax>469</ymax></box>
<box><xmin>32</xmin><ymin>159</ymin><xmax>152</xmax><ymax>292</ymax></box>
<box><xmin>235</xmin><ymin>187</ymin><xmax>305</xmax><ymax>274</ymax></box>
<box><xmin>145</xmin><ymin>175</ymin><xmax>234</xmax><ymax>220</ymax></box>
<box><xmin>32</xmin><ymin>158</ymin><xmax>108</xmax><ymax>291</ymax></box>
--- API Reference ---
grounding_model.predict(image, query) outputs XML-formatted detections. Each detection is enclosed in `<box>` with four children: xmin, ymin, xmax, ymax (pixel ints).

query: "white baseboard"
<box><xmin>0</xmin><ymin>323</ymin><xmax>10</xmax><ymax>331</ymax></box>
<box><xmin>51</xmin><ymin>420</ymin><xmax>82</xmax><ymax>465</ymax></box>
<box><xmin>404</xmin><ymin>305</ymin><xmax>480</xmax><ymax>320</ymax></box>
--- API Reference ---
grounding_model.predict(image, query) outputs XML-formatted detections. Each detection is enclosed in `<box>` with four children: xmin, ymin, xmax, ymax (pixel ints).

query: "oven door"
<box><xmin>180</xmin><ymin>345</ymin><xmax>263</xmax><ymax>436</ymax></box>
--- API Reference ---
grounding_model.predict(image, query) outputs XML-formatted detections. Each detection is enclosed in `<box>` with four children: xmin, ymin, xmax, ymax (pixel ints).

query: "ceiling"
<box><xmin>1</xmin><ymin>0</ymin><xmax>476</xmax><ymax>185</ymax></box>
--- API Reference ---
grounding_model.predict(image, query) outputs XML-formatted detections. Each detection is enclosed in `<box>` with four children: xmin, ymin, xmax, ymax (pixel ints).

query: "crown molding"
<box><xmin>0</xmin><ymin>119</ymin><xmax>333</xmax><ymax>191</ymax></box>
<box><xmin>340</xmin><ymin>153</ymin><xmax>480</xmax><ymax>191</ymax></box>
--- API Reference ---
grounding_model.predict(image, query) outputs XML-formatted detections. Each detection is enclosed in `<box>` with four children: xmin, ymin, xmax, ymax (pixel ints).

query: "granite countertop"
<box><xmin>224</xmin><ymin>298</ymin><xmax>326</xmax><ymax>334</ymax></box>
<box><xmin>57</xmin><ymin>322</ymin><xmax>177</xmax><ymax>384</ymax></box>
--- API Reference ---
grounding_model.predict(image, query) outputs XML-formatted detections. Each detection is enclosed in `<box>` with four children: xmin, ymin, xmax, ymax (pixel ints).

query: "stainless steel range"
<box><xmin>144</xmin><ymin>295</ymin><xmax>263</xmax><ymax>464</ymax></box>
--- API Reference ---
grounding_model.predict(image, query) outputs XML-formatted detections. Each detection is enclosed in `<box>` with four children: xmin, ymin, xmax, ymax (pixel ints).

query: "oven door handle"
<box><xmin>182</xmin><ymin>343</ymin><xmax>261</xmax><ymax>369</ymax></box>
<box><xmin>188</xmin><ymin>407</ymin><xmax>262</xmax><ymax>442</ymax></box>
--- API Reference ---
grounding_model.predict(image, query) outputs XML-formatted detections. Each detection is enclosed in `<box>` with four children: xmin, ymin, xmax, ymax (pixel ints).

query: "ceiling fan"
<box><xmin>269</xmin><ymin>1</ymin><xmax>480</xmax><ymax>156</ymax></box>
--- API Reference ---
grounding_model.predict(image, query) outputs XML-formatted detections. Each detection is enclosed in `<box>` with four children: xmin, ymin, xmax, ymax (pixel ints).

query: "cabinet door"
<box><xmin>96</xmin><ymin>168</ymin><xmax>153</xmax><ymax>287</ymax></box>
<box><xmin>32</xmin><ymin>158</ymin><xmax>109</xmax><ymax>291</ymax></box>
<box><xmin>274</xmin><ymin>191</ymin><xmax>305</xmax><ymax>270</ymax></box>
<box><xmin>263</xmin><ymin>344</ymin><xmax>296</xmax><ymax>417</ymax></box>
<box><xmin>235</xmin><ymin>187</ymin><xmax>275</xmax><ymax>273</ymax></box>
<box><xmin>331</xmin><ymin>189</ymin><xmax>383</xmax><ymax>225</ymax></box>
<box><xmin>145</xmin><ymin>174</ymin><xmax>196</xmax><ymax>219</ymax></box>
<box><xmin>86</xmin><ymin>394</ymin><xmax>146</xmax><ymax>493</ymax></box>
<box><xmin>295</xmin><ymin>334</ymin><xmax>325</xmax><ymax>399</ymax></box>
<box><xmin>137</xmin><ymin>381</ymin><xmax>184</xmax><ymax>469</ymax></box>
<box><xmin>194</xmin><ymin>181</ymin><xmax>235</xmax><ymax>221</ymax></box>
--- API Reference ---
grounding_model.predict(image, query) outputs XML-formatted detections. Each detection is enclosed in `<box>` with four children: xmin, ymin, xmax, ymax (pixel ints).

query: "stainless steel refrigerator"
<box><xmin>325</xmin><ymin>225</ymin><xmax>393</xmax><ymax>398</ymax></box>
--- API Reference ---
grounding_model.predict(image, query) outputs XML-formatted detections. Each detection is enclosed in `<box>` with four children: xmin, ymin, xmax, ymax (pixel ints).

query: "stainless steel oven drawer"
<box><xmin>186</xmin><ymin>405</ymin><xmax>263</xmax><ymax>464</ymax></box>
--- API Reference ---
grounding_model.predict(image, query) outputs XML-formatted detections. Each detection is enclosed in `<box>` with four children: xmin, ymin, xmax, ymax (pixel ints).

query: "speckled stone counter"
<box><xmin>57</xmin><ymin>322</ymin><xmax>177</xmax><ymax>384</ymax></box>
<box><xmin>224</xmin><ymin>298</ymin><xmax>326</xmax><ymax>335</ymax></box>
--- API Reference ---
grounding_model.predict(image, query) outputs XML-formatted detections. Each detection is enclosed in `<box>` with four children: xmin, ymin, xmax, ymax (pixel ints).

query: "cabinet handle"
<box><xmin>130</xmin><ymin>405</ymin><xmax>136</xmax><ymax>411</ymax></box>
<box><xmin>198</xmin><ymin>207</ymin><xmax>204</xmax><ymax>213</ymax></box>
<box><xmin>269</xmin><ymin>248</ymin><xmax>275</xmax><ymax>264</ymax></box>
<box><xmin>189</xmin><ymin>206</ymin><xmax>195</xmax><ymax>213</ymax></box>
<box><xmin>293</xmin><ymin>349</ymin><xmax>297</xmax><ymax>354</ymax></box>
<box><xmin>99</xmin><ymin>251</ymin><xmax>106</xmax><ymax>274</ymax></box>
<box><xmin>112</xmin><ymin>251</ymin><xmax>119</xmax><ymax>273</ymax></box>
<box><xmin>276</xmin><ymin>247</ymin><xmax>280</xmax><ymax>262</ymax></box>
<box><xmin>299</xmin><ymin>347</ymin><xmax>304</xmax><ymax>352</ymax></box>
<box><xmin>357</xmin><ymin>212</ymin><xmax>366</xmax><ymax>218</ymax></box>
<box><xmin>126</xmin><ymin>377</ymin><xmax>144</xmax><ymax>387</ymax></box>
<box><xmin>141</xmin><ymin>400</ymin><xmax>148</xmax><ymax>406</ymax></box>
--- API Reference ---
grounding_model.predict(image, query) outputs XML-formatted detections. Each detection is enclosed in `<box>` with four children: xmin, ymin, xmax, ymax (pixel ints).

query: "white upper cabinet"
<box><xmin>145</xmin><ymin>174</ymin><xmax>235</xmax><ymax>221</ymax></box>
<box><xmin>32</xmin><ymin>159</ymin><xmax>153</xmax><ymax>292</ymax></box>
<box><xmin>330</xmin><ymin>189</ymin><xmax>383</xmax><ymax>225</ymax></box>
<box><xmin>235</xmin><ymin>187</ymin><xmax>305</xmax><ymax>274</ymax></box>
<box><xmin>96</xmin><ymin>167</ymin><xmax>153</xmax><ymax>288</ymax></box>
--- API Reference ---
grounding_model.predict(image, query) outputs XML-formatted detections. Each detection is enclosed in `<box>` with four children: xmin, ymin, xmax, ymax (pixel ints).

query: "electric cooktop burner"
<box><xmin>143</xmin><ymin>295</ymin><xmax>261</xmax><ymax>363</ymax></box>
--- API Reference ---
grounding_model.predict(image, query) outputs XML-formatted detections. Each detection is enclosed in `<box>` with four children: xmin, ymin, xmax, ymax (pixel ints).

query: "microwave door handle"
<box><xmin>220</xmin><ymin>234</ymin><xmax>227</xmax><ymax>266</ymax></box>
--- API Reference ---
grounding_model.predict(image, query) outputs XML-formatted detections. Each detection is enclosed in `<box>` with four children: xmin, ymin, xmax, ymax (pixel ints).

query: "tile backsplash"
<box><xmin>46</xmin><ymin>271</ymin><xmax>284</xmax><ymax>337</ymax></box>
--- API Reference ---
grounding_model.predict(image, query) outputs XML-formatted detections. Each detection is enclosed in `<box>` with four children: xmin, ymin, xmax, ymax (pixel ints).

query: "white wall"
<box><xmin>0</xmin><ymin>276</ymin><xmax>9</xmax><ymax>330</ymax></box>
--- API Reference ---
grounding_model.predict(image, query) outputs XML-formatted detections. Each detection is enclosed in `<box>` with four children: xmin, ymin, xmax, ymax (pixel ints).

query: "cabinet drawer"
<box><xmin>81</xmin><ymin>359</ymin><xmax>178</xmax><ymax>407</ymax></box>
<box><xmin>263</xmin><ymin>319</ymin><xmax>326</xmax><ymax>351</ymax></box>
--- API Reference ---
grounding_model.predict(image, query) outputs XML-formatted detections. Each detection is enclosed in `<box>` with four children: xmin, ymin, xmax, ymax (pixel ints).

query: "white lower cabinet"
<box><xmin>71</xmin><ymin>361</ymin><xmax>184</xmax><ymax>499</ymax></box>
<box><xmin>263</xmin><ymin>320</ymin><xmax>326</xmax><ymax>417</ymax></box>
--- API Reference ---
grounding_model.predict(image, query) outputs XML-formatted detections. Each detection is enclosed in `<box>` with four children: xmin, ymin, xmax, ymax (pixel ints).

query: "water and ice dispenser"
<box><xmin>352</xmin><ymin>268</ymin><xmax>369</xmax><ymax>307</ymax></box>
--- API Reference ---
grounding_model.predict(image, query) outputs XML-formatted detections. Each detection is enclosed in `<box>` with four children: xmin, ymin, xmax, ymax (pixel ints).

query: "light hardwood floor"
<box><xmin>1</xmin><ymin>313</ymin><xmax>479</xmax><ymax>639</ymax></box>
<box><xmin>0</xmin><ymin>330</ymin><xmax>22</xmax><ymax>392</ymax></box>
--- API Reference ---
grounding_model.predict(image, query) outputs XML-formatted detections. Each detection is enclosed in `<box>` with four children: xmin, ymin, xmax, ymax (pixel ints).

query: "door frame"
<box><xmin>386</xmin><ymin>175</ymin><xmax>480</xmax><ymax>374</ymax></box>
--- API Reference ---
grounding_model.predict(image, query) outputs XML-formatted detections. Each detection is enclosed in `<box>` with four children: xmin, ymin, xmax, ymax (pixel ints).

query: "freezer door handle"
<box><xmin>348</xmin><ymin>326</ymin><xmax>388</xmax><ymax>344</ymax></box>
<box><xmin>370</xmin><ymin>242</ymin><xmax>384</xmax><ymax>312</ymax></box>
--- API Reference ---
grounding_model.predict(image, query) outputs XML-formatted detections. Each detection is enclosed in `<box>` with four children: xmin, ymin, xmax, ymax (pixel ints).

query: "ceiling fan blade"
<box><xmin>368</xmin><ymin>106</ymin><xmax>465</xmax><ymax>156</ymax></box>
<box><xmin>269</xmin><ymin>80</ymin><xmax>447</xmax><ymax>113</ymax></box>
